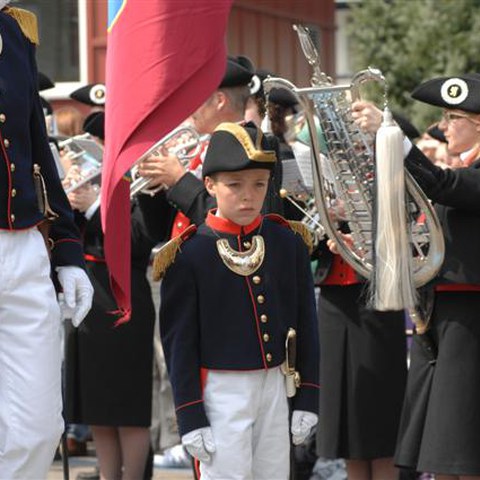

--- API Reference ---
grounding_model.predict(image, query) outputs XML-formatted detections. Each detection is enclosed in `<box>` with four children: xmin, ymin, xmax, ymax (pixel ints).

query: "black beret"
<box><xmin>411</xmin><ymin>74</ymin><xmax>480</xmax><ymax>113</ymax></box>
<box><xmin>268</xmin><ymin>87</ymin><xmax>299</xmax><ymax>109</ymax></box>
<box><xmin>392</xmin><ymin>112</ymin><xmax>420</xmax><ymax>140</ymax></box>
<box><xmin>70</xmin><ymin>83</ymin><xmax>106</xmax><ymax>106</ymax></box>
<box><xmin>426</xmin><ymin>123</ymin><xmax>447</xmax><ymax>144</ymax></box>
<box><xmin>38</xmin><ymin>72</ymin><xmax>55</xmax><ymax>91</ymax></box>
<box><xmin>219</xmin><ymin>56</ymin><xmax>254</xmax><ymax>88</ymax></box>
<box><xmin>83</xmin><ymin>111</ymin><xmax>105</xmax><ymax>141</ymax></box>
<box><xmin>202</xmin><ymin>122</ymin><xmax>277</xmax><ymax>178</ymax></box>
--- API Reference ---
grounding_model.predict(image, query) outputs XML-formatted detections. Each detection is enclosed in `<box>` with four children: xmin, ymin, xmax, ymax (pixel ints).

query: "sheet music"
<box><xmin>282</xmin><ymin>141</ymin><xmax>314</xmax><ymax>195</ymax></box>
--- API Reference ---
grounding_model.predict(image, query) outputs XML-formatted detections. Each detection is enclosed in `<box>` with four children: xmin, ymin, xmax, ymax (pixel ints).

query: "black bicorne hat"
<box><xmin>411</xmin><ymin>74</ymin><xmax>480</xmax><ymax>113</ymax></box>
<box><xmin>202</xmin><ymin>122</ymin><xmax>277</xmax><ymax>178</ymax></box>
<box><xmin>70</xmin><ymin>83</ymin><xmax>106</xmax><ymax>106</ymax></box>
<box><xmin>83</xmin><ymin>111</ymin><xmax>105</xmax><ymax>141</ymax></box>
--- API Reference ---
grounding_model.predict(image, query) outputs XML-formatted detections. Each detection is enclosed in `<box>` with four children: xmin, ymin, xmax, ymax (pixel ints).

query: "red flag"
<box><xmin>102</xmin><ymin>0</ymin><xmax>232</xmax><ymax>324</ymax></box>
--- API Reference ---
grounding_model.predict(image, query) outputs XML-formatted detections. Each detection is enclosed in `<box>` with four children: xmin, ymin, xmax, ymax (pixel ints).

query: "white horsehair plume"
<box><xmin>373</xmin><ymin>108</ymin><xmax>417</xmax><ymax>311</ymax></box>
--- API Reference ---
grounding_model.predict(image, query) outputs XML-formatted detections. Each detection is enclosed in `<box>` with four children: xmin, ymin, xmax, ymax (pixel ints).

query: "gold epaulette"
<box><xmin>152</xmin><ymin>225</ymin><xmax>197</xmax><ymax>281</ymax></box>
<box><xmin>287</xmin><ymin>220</ymin><xmax>315</xmax><ymax>255</ymax></box>
<box><xmin>265</xmin><ymin>213</ymin><xmax>315</xmax><ymax>254</ymax></box>
<box><xmin>4</xmin><ymin>7</ymin><xmax>39</xmax><ymax>45</ymax></box>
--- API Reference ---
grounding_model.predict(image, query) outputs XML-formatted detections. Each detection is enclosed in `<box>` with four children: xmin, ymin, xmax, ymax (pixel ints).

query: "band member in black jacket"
<box><xmin>353</xmin><ymin>73</ymin><xmax>480</xmax><ymax>479</ymax></box>
<box><xmin>63</xmin><ymin>113</ymin><xmax>163</xmax><ymax>479</ymax></box>
<box><xmin>392</xmin><ymin>74</ymin><xmax>480</xmax><ymax>480</ymax></box>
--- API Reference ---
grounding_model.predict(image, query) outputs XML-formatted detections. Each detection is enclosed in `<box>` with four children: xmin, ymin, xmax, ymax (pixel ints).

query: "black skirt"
<box><xmin>395</xmin><ymin>291</ymin><xmax>480</xmax><ymax>475</ymax></box>
<box><xmin>317</xmin><ymin>284</ymin><xmax>407</xmax><ymax>460</ymax></box>
<box><xmin>64</xmin><ymin>263</ymin><xmax>155</xmax><ymax>427</ymax></box>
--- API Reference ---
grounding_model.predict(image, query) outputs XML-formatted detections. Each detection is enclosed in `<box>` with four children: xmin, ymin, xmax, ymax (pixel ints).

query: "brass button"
<box><xmin>260</xmin><ymin>314</ymin><xmax>268</xmax><ymax>323</ymax></box>
<box><xmin>257</xmin><ymin>295</ymin><xmax>265</xmax><ymax>304</ymax></box>
<box><xmin>252</xmin><ymin>275</ymin><xmax>261</xmax><ymax>284</ymax></box>
<box><xmin>266</xmin><ymin>353</ymin><xmax>272</xmax><ymax>362</ymax></box>
<box><xmin>11</xmin><ymin>188</ymin><xmax>16</xmax><ymax>197</ymax></box>
<box><xmin>263</xmin><ymin>333</ymin><xmax>270</xmax><ymax>342</ymax></box>
<box><xmin>177</xmin><ymin>221</ymin><xmax>183</xmax><ymax>228</ymax></box>
<box><xmin>10</xmin><ymin>213</ymin><xmax>15</xmax><ymax>222</ymax></box>
<box><xmin>10</xmin><ymin>163</ymin><xmax>15</xmax><ymax>172</ymax></box>
<box><xmin>243</xmin><ymin>241</ymin><xmax>251</xmax><ymax>249</ymax></box>
<box><xmin>0</xmin><ymin>113</ymin><xmax>5</xmax><ymax>123</ymax></box>
<box><xmin>3</xmin><ymin>138</ymin><xmax>10</xmax><ymax>148</ymax></box>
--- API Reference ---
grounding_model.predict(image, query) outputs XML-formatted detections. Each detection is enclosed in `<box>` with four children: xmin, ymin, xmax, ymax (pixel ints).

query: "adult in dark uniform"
<box><xmin>392</xmin><ymin>74</ymin><xmax>480</xmax><ymax>480</ymax></box>
<box><xmin>315</xmin><ymin>100</ymin><xmax>421</xmax><ymax>480</ymax></box>
<box><xmin>314</xmin><ymin>239</ymin><xmax>408</xmax><ymax>480</ymax></box>
<box><xmin>0</xmin><ymin>4</ymin><xmax>93</xmax><ymax>478</ymax></box>
<box><xmin>63</xmin><ymin>112</ymin><xmax>164</xmax><ymax>479</ymax></box>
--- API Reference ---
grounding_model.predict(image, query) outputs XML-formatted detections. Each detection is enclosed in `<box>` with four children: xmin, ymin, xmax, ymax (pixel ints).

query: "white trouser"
<box><xmin>201</xmin><ymin>367</ymin><xmax>290</xmax><ymax>480</ymax></box>
<box><xmin>0</xmin><ymin>229</ymin><xmax>63</xmax><ymax>479</ymax></box>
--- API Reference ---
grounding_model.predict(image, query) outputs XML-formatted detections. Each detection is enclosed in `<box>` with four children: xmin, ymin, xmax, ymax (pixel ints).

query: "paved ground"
<box><xmin>47</xmin><ymin>453</ymin><xmax>194</xmax><ymax>480</ymax></box>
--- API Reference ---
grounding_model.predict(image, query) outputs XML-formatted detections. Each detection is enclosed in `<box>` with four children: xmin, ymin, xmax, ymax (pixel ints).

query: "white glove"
<box><xmin>291</xmin><ymin>410</ymin><xmax>318</xmax><ymax>446</ymax></box>
<box><xmin>56</xmin><ymin>266</ymin><xmax>94</xmax><ymax>327</ymax></box>
<box><xmin>181</xmin><ymin>427</ymin><xmax>216</xmax><ymax>463</ymax></box>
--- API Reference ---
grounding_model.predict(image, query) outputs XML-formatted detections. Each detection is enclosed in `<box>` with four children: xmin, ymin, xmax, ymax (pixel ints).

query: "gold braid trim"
<box><xmin>152</xmin><ymin>225</ymin><xmax>197</xmax><ymax>281</ymax></box>
<box><xmin>4</xmin><ymin>7</ymin><xmax>39</xmax><ymax>45</ymax></box>
<box><xmin>287</xmin><ymin>220</ymin><xmax>315</xmax><ymax>255</ymax></box>
<box><xmin>214</xmin><ymin>122</ymin><xmax>276</xmax><ymax>163</ymax></box>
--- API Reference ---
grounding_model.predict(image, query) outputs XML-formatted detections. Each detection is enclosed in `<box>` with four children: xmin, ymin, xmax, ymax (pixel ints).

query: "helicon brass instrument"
<box><xmin>59</xmin><ymin>133</ymin><xmax>103</xmax><ymax>194</ymax></box>
<box><xmin>264</xmin><ymin>25</ymin><xmax>445</xmax><ymax>313</ymax></box>
<box><xmin>129</xmin><ymin>125</ymin><xmax>203</xmax><ymax>198</ymax></box>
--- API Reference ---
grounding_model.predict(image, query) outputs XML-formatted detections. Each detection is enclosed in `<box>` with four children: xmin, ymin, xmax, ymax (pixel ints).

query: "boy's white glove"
<box><xmin>181</xmin><ymin>427</ymin><xmax>216</xmax><ymax>463</ymax></box>
<box><xmin>291</xmin><ymin>410</ymin><xmax>318</xmax><ymax>445</ymax></box>
<box><xmin>56</xmin><ymin>266</ymin><xmax>94</xmax><ymax>327</ymax></box>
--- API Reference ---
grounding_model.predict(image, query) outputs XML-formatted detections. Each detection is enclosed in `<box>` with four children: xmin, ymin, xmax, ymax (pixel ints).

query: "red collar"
<box><xmin>206</xmin><ymin>210</ymin><xmax>262</xmax><ymax>235</ymax></box>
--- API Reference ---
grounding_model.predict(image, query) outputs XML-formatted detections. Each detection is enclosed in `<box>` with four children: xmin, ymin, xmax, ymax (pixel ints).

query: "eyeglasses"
<box><xmin>441</xmin><ymin>111</ymin><xmax>478</xmax><ymax>124</ymax></box>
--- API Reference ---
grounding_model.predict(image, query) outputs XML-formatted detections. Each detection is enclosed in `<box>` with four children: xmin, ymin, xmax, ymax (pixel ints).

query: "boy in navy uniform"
<box><xmin>156</xmin><ymin>122</ymin><xmax>319</xmax><ymax>479</ymax></box>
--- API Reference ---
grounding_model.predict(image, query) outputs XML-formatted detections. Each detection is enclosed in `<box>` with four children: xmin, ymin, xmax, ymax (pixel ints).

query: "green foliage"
<box><xmin>348</xmin><ymin>0</ymin><xmax>480</xmax><ymax>130</ymax></box>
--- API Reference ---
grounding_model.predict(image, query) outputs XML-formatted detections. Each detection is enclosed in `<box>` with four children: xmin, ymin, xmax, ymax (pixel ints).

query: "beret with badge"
<box><xmin>202</xmin><ymin>121</ymin><xmax>277</xmax><ymax>178</ymax></box>
<box><xmin>411</xmin><ymin>74</ymin><xmax>480</xmax><ymax>113</ymax></box>
<box><xmin>70</xmin><ymin>83</ymin><xmax>106</xmax><ymax>107</ymax></box>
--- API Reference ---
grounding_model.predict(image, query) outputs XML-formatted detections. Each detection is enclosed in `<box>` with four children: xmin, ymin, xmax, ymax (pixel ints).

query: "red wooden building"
<box><xmin>77</xmin><ymin>0</ymin><xmax>335</xmax><ymax>103</ymax></box>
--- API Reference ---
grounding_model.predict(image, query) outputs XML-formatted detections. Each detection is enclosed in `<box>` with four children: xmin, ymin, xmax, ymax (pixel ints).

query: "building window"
<box><xmin>12</xmin><ymin>0</ymin><xmax>87</xmax><ymax>98</ymax></box>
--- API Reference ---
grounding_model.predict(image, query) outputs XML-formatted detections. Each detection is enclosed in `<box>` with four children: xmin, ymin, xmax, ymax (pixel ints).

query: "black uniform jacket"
<box><xmin>76</xmin><ymin>196</ymin><xmax>164</xmax><ymax>312</ymax></box>
<box><xmin>0</xmin><ymin>9</ymin><xmax>84</xmax><ymax>268</ymax></box>
<box><xmin>406</xmin><ymin>146</ymin><xmax>480</xmax><ymax>284</ymax></box>
<box><xmin>160</xmin><ymin>212</ymin><xmax>320</xmax><ymax>436</ymax></box>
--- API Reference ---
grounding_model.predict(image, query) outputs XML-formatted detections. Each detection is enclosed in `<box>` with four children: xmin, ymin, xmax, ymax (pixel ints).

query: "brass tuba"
<box><xmin>264</xmin><ymin>25</ymin><xmax>444</xmax><ymax>316</ymax></box>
